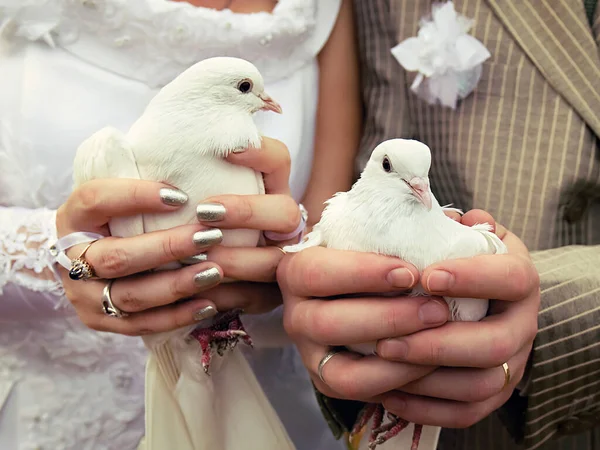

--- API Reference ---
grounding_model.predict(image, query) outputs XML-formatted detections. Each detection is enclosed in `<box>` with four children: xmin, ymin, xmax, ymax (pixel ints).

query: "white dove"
<box><xmin>73</xmin><ymin>57</ymin><xmax>295</xmax><ymax>450</ymax></box>
<box><xmin>284</xmin><ymin>138</ymin><xmax>507</xmax><ymax>450</ymax></box>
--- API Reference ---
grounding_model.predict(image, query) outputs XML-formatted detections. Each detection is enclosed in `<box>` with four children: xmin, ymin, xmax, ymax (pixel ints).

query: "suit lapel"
<box><xmin>487</xmin><ymin>0</ymin><xmax>600</xmax><ymax>139</ymax></box>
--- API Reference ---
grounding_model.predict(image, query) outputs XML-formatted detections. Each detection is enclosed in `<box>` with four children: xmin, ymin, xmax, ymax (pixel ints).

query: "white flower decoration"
<box><xmin>391</xmin><ymin>1</ymin><xmax>491</xmax><ymax>109</ymax></box>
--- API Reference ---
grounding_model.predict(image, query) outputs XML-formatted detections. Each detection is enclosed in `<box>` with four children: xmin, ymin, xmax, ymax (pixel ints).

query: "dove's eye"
<box><xmin>238</xmin><ymin>80</ymin><xmax>253</xmax><ymax>93</ymax></box>
<box><xmin>382</xmin><ymin>157</ymin><xmax>392</xmax><ymax>173</ymax></box>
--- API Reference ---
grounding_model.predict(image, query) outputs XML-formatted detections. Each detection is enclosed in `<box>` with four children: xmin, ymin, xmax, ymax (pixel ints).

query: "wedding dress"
<box><xmin>0</xmin><ymin>1</ymin><xmax>344</xmax><ymax>449</ymax></box>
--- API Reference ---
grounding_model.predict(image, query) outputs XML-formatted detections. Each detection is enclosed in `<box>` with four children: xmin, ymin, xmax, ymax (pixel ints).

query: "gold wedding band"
<box><xmin>502</xmin><ymin>362</ymin><xmax>511</xmax><ymax>389</ymax></box>
<box><xmin>274</xmin><ymin>247</ymin><xmax>287</xmax><ymax>256</ymax></box>
<box><xmin>318</xmin><ymin>349</ymin><xmax>342</xmax><ymax>385</ymax></box>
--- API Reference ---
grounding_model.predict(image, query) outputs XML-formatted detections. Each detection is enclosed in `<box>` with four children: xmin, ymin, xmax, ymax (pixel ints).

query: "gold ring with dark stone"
<box><xmin>68</xmin><ymin>241</ymin><xmax>98</xmax><ymax>281</ymax></box>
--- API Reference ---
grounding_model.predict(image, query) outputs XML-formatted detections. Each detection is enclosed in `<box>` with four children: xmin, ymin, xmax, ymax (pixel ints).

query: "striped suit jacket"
<box><xmin>317</xmin><ymin>1</ymin><xmax>600</xmax><ymax>450</ymax></box>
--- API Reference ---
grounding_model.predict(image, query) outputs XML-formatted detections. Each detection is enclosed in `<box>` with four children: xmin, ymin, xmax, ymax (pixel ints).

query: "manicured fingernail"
<box><xmin>180</xmin><ymin>254</ymin><xmax>208</xmax><ymax>265</ymax></box>
<box><xmin>379</xmin><ymin>339</ymin><xmax>408</xmax><ymax>360</ymax></box>
<box><xmin>193</xmin><ymin>229</ymin><xmax>223</xmax><ymax>249</ymax></box>
<box><xmin>196</xmin><ymin>203</ymin><xmax>226</xmax><ymax>222</ymax></box>
<box><xmin>193</xmin><ymin>306</ymin><xmax>217</xmax><ymax>322</ymax></box>
<box><xmin>384</xmin><ymin>396</ymin><xmax>406</xmax><ymax>413</ymax></box>
<box><xmin>386</xmin><ymin>268</ymin><xmax>415</xmax><ymax>288</ymax></box>
<box><xmin>194</xmin><ymin>267</ymin><xmax>221</xmax><ymax>288</ymax></box>
<box><xmin>159</xmin><ymin>188</ymin><xmax>188</xmax><ymax>206</ymax></box>
<box><xmin>231</xmin><ymin>147</ymin><xmax>247</xmax><ymax>154</ymax></box>
<box><xmin>427</xmin><ymin>270</ymin><xmax>455</xmax><ymax>292</ymax></box>
<box><xmin>418</xmin><ymin>298</ymin><xmax>449</xmax><ymax>324</ymax></box>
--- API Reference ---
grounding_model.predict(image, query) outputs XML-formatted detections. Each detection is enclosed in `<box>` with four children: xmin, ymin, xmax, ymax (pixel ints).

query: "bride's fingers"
<box><xmin>202</xmin><ymin>282</ymin><xmax>283</xmax><ymax>315</ymax></box>
<box><xmin>60</xmin><ymin>224</ymin><xmax>221</xmax><ymax>279</ymax></box>
<box><xmin>92</xmin><ymin>297</ymin><xmax>219</xmax><ymax>336</ymax></box>
<box><xmin>196</xmin><ymin>194</ymin><xmax>302</xmax><ymax>234</ymax></box>
<box><xmin>58</xmin><ymin>179</ymin><xmax>188</xmax><ymax>233</ymax></box>
<box><xmin>225</xmin><ymin>136</ymin><xmax>291</xmax><ymax>195</ymax></box>
<box><xmin>67</xmin><ymin>262</ymin><xmax>223</xmax><ymax>314</ymax></box>
<box><xmin>205</xmin><ymin>246</ymin><xmax>285</xmax><ymax>282</ymax></box>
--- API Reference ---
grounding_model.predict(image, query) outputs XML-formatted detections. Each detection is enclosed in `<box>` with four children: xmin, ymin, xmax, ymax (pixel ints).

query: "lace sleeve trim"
<box><xmin>0</xmin><ymin>206</ymin><xmax>67</xmax><ymax>305</ymax></box>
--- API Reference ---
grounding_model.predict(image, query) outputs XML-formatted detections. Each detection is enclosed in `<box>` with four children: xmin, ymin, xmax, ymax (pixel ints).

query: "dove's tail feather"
<box><xmin>470</xmin><ymin>222</ymin><xmax>508</xmax><ymax>255</ymax></box>
<box><xmin>282</xmin><ymin>229</ymin><xmax>324</xmax><ymax>253</ymax></box>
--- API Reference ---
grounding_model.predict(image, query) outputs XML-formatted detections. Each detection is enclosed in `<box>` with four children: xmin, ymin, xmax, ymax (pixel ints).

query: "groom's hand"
<box><xmin>278</xmin><ymin>248</ymin><xmax>448</xmax><ymax>401</ymax></box>
<box><xmin>378</xmin><ymin>210</ymin><xmax>540</xmax><ymax>427</ymax></box>
<box><xmin>278</xmin><ymin>209</ymin><xmax>540</xmax><ymax>429</ymax></box>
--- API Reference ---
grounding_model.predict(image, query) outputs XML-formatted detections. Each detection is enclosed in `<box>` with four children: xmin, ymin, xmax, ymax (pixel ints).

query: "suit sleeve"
<box><xmin>499</xmin><ymin>244</ymin><xmax>600</xmax><ymax>447</ymax></box>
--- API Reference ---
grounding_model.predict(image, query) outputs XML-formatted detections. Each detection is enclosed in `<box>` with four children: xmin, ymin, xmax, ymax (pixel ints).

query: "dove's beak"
<box><xmin>259</xmin><ymin>93</ymin><xmax>283</xmax><ymax>114</ymax></box>
<box><xmin>408</xmin><ymin>177</ymin><xmax>432</xmax><ymax>210</ymax></box>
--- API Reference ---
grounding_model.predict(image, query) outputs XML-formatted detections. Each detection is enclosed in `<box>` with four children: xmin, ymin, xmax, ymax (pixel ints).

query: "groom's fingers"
<box><xmin>285</xmin><ymin>296</ymin><xmax>448</xmax><ymax>346</ymax></box>
<box><xmin>278</xmin><ymin>247</ymin><xmax>420</xmax><ymax>298</ymax></box>
<box><xmin>296</xmin><ymin>338</ymin><xmax>436</xmax><ymax>401</ymax></box>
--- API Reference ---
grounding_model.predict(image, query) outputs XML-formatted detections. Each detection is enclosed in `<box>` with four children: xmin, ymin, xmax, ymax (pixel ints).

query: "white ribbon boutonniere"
<box><xmin>391</xmin><ymin>1</ymin><xmax>491</xmax><ymax>109</ymax></box>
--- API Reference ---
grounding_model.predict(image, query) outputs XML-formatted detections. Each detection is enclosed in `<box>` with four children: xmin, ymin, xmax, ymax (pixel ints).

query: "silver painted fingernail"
<box><xmin>196</xmin><ymin>203</ymin><xmax>226</xmax><ymax>222</ymax></box>
<box><xmin>180</xmin><ymin>253</ymin><xmax>208</xmax><ymax>265</ymax></box>
<box><xmin>193</xmin><ymin>229</ymin><xmax>223</xmax><ymax>249</ymax></box>
<box><xmin>194</xmin><ymin>267</ymin><xmax>222</xmax><ymax>288</ymax></box>
<box><xmin>232</xmin><ymin>147</ymin><xmax>247</xmax><ymax>154</ymax></box>
<box><xmin>193</xmin><ymin>306</ymin><xmax>217</xmax><ymax>322</ymax></box>
<box><xmin>160</xmin><ymin>188</ymin><xmax>188</xmax><ymax>206</ymax></box>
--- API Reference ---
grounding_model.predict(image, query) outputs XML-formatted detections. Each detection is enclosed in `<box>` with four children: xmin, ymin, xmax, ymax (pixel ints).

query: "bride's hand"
<box><xmin>192</xmin><ymin>138</ymin><xmax>301</xmax><ymax>313</ymax></box>
<box><xmin>57</xmin><ymin>137</ymin><xmax>298</xmax><ymax>335</ymax></box>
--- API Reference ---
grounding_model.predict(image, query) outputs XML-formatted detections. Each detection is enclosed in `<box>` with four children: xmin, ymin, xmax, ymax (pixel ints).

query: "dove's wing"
<box><xmin>73</xmin><ymin>126</ymin><xmax>144</xmax><ymax>237</ymax></box>
<box><xmin>442</xmin><ymin>221</ymin><xmax>508</xmax><ymax>322</ymax></box>
<box><xmin>283</xmin><ymin>191</ymin><xmax>353</xmax><ymax>253</ymax></box>
<box><xmin>470</xmin><ymin>223</ymin><xmax>508</xmax><ymax>255</ymax></box>
<box><xmin>282</xmin><ymin>229</ymin><xmax>323</xmax><ymax>253</ymax></box>
<box><xmin>444</xmin><ymin>221</ymin><xmax>507</xmax><ymax>260</ymax></box>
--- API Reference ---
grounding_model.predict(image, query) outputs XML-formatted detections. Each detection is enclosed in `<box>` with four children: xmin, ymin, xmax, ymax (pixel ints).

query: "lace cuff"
<box><xmin>0</xmin><ymin>206</ymin><xmax>69</xmax><ymax>314</ymax></box>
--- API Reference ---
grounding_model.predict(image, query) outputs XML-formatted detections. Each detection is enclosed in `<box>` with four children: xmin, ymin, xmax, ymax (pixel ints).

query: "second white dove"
<box><xmin>284</xmin><ymin>138</ymin><xmax>507</xmax><ymax>450</ymax></box>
